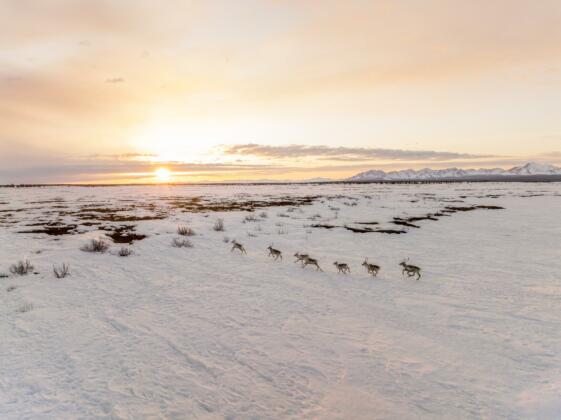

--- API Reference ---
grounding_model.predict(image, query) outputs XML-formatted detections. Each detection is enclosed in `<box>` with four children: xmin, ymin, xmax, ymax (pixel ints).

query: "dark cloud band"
<box><xmin>223</xmin><ymin>144</ymin><xmax>494</xmax><ymax>161</ymax></box>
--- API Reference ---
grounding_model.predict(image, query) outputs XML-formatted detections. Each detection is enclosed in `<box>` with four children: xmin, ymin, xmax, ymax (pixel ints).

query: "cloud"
<box><xmin>539</xmin><ymin>151</ymin><xmax>561</xmax><ymax>158</ymax></box>
<box><xmin>0</xmin><ymin>151</ymin><xmax>552</xmax><ymax>184</ymax></box>
<box><xmin>85</xmin><ymin>153</ymin><xmax>157</xmax><ymax>160</ymax></box>
<box><xmin>222</xmin><ymin>144</ymin><xmax>494</xmax><ymax>162</ymax></box>
<box><xmin>0</xmin><ymin>156</ymin><xmax>287</xmax><ymax>184</ymax></box>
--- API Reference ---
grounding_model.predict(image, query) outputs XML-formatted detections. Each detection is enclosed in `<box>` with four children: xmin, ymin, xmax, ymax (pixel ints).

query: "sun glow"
<box><xmin>154</xmin><ymin>167</ymin><xmax>171</xmax><ymax>182</ymax></box>
<box><xmin>131</xmin><ymin>119</ymin><xmax>222</xmax><ymax>163</ymax></box>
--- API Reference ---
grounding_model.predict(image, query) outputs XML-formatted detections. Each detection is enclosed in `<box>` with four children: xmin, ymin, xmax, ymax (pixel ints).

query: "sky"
<box><xmin>1</xmin><ymin>0</ymin><xmax>561</xmax><ymax>184</ymax></box>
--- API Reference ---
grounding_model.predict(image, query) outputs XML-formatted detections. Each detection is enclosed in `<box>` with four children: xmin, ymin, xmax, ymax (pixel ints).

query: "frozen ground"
<box><xmin>1</xmin><ymin>182</ymin><xmax>560</xmax><ymax>419</ymax></box>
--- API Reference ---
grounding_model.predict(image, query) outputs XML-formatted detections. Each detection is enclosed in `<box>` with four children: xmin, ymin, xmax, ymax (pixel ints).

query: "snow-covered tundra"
<box><xmin>1</xmin><ymin>182</ymin><xmax>560</xmax><ymax>419</ymax></box>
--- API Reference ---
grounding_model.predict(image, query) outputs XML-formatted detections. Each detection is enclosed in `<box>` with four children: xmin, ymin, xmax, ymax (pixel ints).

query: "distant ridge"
<box><xmin>2</xmin><ymin>162</ymin><xmax>561</xmax><ymax>187</ymax></box>
<box><xmin>348</xmin><ymin>162</ymin><xmax>561</xmax><ymax>181</ymax></box>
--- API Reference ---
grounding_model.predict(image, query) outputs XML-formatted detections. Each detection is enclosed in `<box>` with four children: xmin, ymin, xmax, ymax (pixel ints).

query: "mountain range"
<box><xmin>348</xmin><ymin>162</ymin><xmax>561</xmax><ymax>181</ymax></box>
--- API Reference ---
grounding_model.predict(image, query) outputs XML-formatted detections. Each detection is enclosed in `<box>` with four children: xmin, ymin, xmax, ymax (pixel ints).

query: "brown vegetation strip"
<box><xmin>392</xmin><ymin>220</ymin><xmax>420</xmax><ymax>228</ymax></box>
<box><xmin>18</xmin><ymin>224</ymin><xmax>78</xmax><ymax>235</ymax></box>
<box><xmin>311</xmin><ymin>224</ymin><xmax>338</xmax><ymax>229</ymax></box>
<box><xmin>443</xmin><ymin>205</ymin><xmax>504</xmax><ymax>212</ymax></box>
<box><xmin>169</xmin><ymin>195</ymin><xmax>321</xmax><ymax>213</ymax></box>
<box><xmin>77</xmin><ymin>213</ymin><xmax>167</xmax><ymax>222</ymax></box>
<box><xmin>102</xmin><ymin>225</ymin><xmax>147</xmax><ymax>244</ymax></box>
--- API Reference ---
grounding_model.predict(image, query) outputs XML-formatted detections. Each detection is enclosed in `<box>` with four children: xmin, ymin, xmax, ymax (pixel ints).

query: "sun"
<box><xmin>154</xmin><ymin>167</ymin><xmax>172</xmax><ymax>182</ymax></box>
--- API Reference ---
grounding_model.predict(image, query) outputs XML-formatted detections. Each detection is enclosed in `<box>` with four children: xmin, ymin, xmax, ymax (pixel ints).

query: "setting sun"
<box><xmin>154</xmin><ymin>168</ymin><xmax>171</xmax><ymax>182</ymax></box>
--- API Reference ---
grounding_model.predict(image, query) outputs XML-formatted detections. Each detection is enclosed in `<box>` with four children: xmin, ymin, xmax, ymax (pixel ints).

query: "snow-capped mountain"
<box><xmin>507</xmin><ymin>162</ymin><xmax>561</xmax><ymax>176</ymax></box>
<box><xmin>348</xmin><ymin>162</ymin><xmax>561</xmax><ymax>181</ymax></box>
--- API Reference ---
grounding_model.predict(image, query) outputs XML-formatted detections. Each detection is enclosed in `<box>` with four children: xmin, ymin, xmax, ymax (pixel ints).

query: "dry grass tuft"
<box><xmin>243</xmin><ymin>214</ymin><xmax>258</xmax><ymax>223</ymax></box>
<box><xmin>16</xmin><ymin>303</ymin><xmax>34</xmax><ymax>313</ymax></box>
<box><xmin>213</xmin><ymin>218</ymin><xmax>225</xmax><ymax>231</ymax></box>
<box><xmin>53</xmin><ymin>263</ymin><xmax>70</xmax><ymax>278</ymax></box>
<box><xmin>118</xmin><ymin>247</ymin><xmax>133</xmax><ymax>257</ymax></box>
<box><xmin>177</xmin><ymin>225</ymin><xmax>195</xmax><ymax>236</ymax></box>
<box><xmin>81</xmin><ymin>238</ymin><xmax>110</xmax><ymax>253</ymax></box>
<box><xmin>172</xmin><ymin>238</ymin><xmax>194</xmax><ymax>248</ymax></box>
<box><xmin>10</xmin><ymin>260</ymin><xmax>34</xmax><ymax>275</ymax></box>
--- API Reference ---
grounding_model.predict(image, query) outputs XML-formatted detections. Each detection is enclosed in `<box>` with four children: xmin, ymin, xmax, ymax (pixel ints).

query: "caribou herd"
<box><xmin>231</xmin><ymin>241</ymin><xmax>422</xmax><ymax>279</ymax></box>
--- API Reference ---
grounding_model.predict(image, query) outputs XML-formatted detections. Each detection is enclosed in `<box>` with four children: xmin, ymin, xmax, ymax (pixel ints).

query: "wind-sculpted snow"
<box><xmin>1</xmin><ymin>182</ymin><xmax>561</xmax><ymax>419</ymax></box>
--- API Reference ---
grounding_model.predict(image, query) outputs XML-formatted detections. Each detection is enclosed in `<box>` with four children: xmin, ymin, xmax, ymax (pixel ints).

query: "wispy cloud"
<box><xmin>0</xmin><ymin>153</ymin><xmax>555</xmax><ymax>184</ymax></box>
<box><xmin>0</xmin><ymin>157</ymin><xmax>286</xmax><ymax>184</ymax></box>
<box><xmin>222</xmin><ymin>144</ymin><xmax>495</xmax><ymax>162</ymax></box>
<box><xmin>85</xmin><ymin>152</ymin><xmax>157</xmax><ymax>160</ymax></box>
<box><xmin>539</xmin><ymin>150</ymin><xmax>561</xmax><ymax>158</ymax></box>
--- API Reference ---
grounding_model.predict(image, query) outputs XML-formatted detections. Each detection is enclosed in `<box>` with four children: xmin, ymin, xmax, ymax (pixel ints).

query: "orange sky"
<box><xmin>1</xmin><ymin>0</ymin><xmax>560</xmax><ymax>183</ymax></box>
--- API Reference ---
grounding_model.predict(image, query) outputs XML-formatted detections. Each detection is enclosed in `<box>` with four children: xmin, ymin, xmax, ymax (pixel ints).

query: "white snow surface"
<box><xmin>349</xmin><ymin>162</ymin><xmax>561</xmax><ymax>181</ymax></box>
<box><xmin>1</xmin><ymin>183</ymin><xmax>561</xmax><ymax>419</ymax></box>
